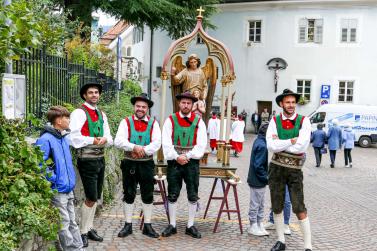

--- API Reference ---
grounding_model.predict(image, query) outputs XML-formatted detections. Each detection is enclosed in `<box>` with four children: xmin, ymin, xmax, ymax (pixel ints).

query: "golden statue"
<box><xmin>170</xmin><ymin>54</ymin><xmax>217</xmax><ymax>123</ymax></box>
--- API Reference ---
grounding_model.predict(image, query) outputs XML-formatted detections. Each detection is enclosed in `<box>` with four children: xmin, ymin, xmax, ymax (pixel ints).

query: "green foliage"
<box><xmin>100</xmin><ymin>80</ymin><xmax>142</xmax><ymax>134</ymax></box>
<box><xmin>298</xmin><ymin>95</ymin><xmax>309</xmax><ymax>105</ymax></box>
<box><xmin>65</xmin><ymin>35</ymin><xmax>115</xmax><ymax>76</ymax></box>
<box><xmin>0</xmin><ymin>117</ymin><xmax>59</xmax><ymax>251</ymax></box>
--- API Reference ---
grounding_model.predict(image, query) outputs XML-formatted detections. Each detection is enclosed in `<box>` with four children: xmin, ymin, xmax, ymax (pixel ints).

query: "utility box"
<box><xmin>2</xmin><ymin>73</ymin><xmax>26</xmax><ymax>119</ymax></box>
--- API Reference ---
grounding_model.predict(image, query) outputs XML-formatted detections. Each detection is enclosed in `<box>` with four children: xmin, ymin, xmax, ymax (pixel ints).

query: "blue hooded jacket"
<box><xmin>36</xmin><ymin>126</ymin><xmax>76</xmax><ymax>193</ymax></box>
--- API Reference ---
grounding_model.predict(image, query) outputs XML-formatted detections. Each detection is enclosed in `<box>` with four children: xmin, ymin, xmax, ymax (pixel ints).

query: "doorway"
<box><xmin>257</xmin><ymin>101</ymin><xmax>272</xmax><ymax>115</ymax></box>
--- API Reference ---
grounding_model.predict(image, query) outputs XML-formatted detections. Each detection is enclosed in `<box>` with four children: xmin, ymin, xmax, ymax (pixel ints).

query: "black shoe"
<box><xmin>81</xmin><ymin>234</ymin><xmax>88</xmax><ymax>248</ymax></box>
<box><xmin>143</xmin><ymin>223</ymin><xmax>159</xmax><ymax>238</ymax></box>
<box><xmin>315</xmin><ymin>164</ymin><xmax>319</xmax><ymax>167</ymax></box>
<box><xmin>305</xmin><ymin>249</ymin><xmax>312</xmax><ymax>251</ymax></box>
<box><xmin>330</xmin><ymin>164</ymin><xmax>334</xmax><ymax>168</ymax></box>
<box><xmin>161</xmin><ymin>224</ymin><xmax>177</xmax><ymax>237</ymax></box>
<box><xmin>185</xmin><ymin>226</ymin><xmax>202</xmax><ymax>239</ymax></box>
<box><xmin>118</xmin><ymin>222</ymin><xmax>133</xmax><ymax>238</ymax></box>
<box><xmin>87</xmin><ymin>228</ymin><xmax>103</xmax><ymax>242</ymax></box>
<box><xmin>271</xmin><ymin>241</ymin><xmax>286</xmax><ymax>251</ymax></box>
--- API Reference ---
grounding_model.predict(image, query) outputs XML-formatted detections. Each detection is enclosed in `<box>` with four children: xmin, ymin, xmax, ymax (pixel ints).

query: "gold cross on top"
<box><xmin>196</xmin><ymin>6</ymin><xmax>205</xmax><ymax>18</ymax></box>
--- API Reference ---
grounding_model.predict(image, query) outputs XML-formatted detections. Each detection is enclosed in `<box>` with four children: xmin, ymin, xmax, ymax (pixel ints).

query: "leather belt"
<box><xmin>271</xmin><ymin>152</ymin><xmax>306</xmax><ymax>169</ymax></box>
<box><xmin>124</xmin><ymin>151</ymin><xmax>153</xmax><ymax>161</ymax></box>
<box><xmin>174</xmin><ymin>146</ymin><xmax>193</xmax><ymax>155</ymax></box>
<box><xmin>77</xmin><ymin>145</ymin><xmax>105</xmax><ymax>158</ymax></box>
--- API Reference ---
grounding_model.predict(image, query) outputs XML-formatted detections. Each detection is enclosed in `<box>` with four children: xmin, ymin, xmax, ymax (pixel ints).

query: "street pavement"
<box><xmin>86</xmin><ymin>134</ymin><xmax>377</xmax><ymax>251</ymax></box>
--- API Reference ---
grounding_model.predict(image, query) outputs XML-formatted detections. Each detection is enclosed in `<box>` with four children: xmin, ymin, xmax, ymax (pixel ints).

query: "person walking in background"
<box><xmin>261</xmin><ymin>108</ymin><xmax>270</xmax><ymax>123</ymax></box>
<box><xmin>247</xmin><ymin>123</ymin><xmax>269</xmax><ymax>236</ymax></box>
<box><xmin>207</xmin><ymin>111</ymin><xmax>220</xmax><ymax>153</ymax></box>
<box><xmin>311</xmin><ymin>123</ymin><xmax>326</xmax><ymax>167</ymax></box>
<box><xmin>327</xmin><ymin>119</ymin><xmax>342</xmax><ymax>168</ymax></box>
<box><xmin>230</xmin><ymin>114</ymin><xmax>246</xmax><ymax>157</ymax></box>
<box><xmin>264</xmin><ymin>186</ymin><xmax>292</xmax><ymax>235</ymax></box>
<box><xmin>342</xmin><ymin>124</ymin><xmax>355</xmax><ymax>168</ymax></box>
<box><xmin>251</xmin><ymin>110</ymin><xmax>260</xmax><ymax>134</ymax></box>
<box><xmin>269</xmin><ymin>110</ymin><xmax>276</xmax><ymax>121</ymax></box>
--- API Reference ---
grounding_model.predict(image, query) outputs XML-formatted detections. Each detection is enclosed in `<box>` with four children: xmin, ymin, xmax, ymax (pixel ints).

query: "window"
<box><xmin>310</xmin><ymin>112</ymin><xmax>326</xmax><ymax>123</ymax></box>
<box><xmin>341</xmin><ymin>19</ymin><xmax>357</xmax><ymax>43</ymax></box>
<box><xmin>248</xmin><ymin>20</ymin><xmax>262</xmax><ymax>43</ymax></box>
<box><xmin>298</xmin><ymin>18</ymin><xmax>323</xmax><ymax>43</ymax></box>
<box><xmin>196</xmin><ymin>35</ymin><xmax>204</xmax><ymax>44</ymax></box>
<box><xmin>338</xmin><ymin>81</ymin><xmax>354</xmax><ymax>102</ymax></box>
<box><xmin>132</xmin><ymin>27</ymin><xmax>144</xmax><ymax>44</ymax></box>
<box><xmin>297</xmin><ymin>80</ymin><xmax>311</xmax><ymax>101</ymax></box>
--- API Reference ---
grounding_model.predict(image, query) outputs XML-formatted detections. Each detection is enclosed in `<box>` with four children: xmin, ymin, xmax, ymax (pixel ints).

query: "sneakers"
<box><xmin>264</xmin><ymin>221</ymin><xmax>275</xmax><ymax>230</ymax></box>
<box><xmin>284</xmin><ymin>224</ymin><xmax>291</xmax><ymax>235</ymax></box>
<box><xmin>248</xmin><ymin>223</ymin><xmax>267</xmax><ymax>236</ymax></box>
<box><xmin>258</xmin><ymin>223</ymin><xmax>269</xmax><ymax>236</ymax></box>
<box><xmin>350</xmin><ymin>162</ymin><xmax>353</xmax><ymax>167</ymax></box>
<box><xmin>345</xmin><ymin>164</ymin><xmax>350</xmax><ymax>168</ymax></box>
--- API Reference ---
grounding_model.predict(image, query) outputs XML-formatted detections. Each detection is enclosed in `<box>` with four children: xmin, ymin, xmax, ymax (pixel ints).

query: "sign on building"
<box><xmin>320</xmin><ymin>85</ymin><xmax>331</xmax><ymax>106</ymax></box>
<box><xmin>2</xmin><ymin>74</ymin><xmax>26</xmax><ymax>119</ymax></box>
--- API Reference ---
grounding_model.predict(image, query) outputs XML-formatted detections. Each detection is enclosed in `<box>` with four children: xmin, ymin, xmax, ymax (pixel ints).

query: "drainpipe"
<box><xmin>148</xmin><ymin>28</ymin><xmax>153</xmax><ymax>114</ymax></box>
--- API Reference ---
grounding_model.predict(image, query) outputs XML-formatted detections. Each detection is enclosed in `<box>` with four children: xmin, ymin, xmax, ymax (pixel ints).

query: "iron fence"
<box><xmin>12</xmin><ymin>45</ymin><xmax>116</xmax><ymax>118</ymax></box>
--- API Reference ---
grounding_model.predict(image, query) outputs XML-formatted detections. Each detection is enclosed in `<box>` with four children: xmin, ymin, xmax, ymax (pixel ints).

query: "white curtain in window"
<box><xmin>314</xmin><ymin>19</ymin><xmax>323</xmax><ymax>43</ymax></box>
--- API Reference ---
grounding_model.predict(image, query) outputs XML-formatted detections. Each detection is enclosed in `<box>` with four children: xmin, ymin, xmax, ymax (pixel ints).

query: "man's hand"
<box><xmin>97</xmin><ymin>137</ymin><xmax>107</xmax><ymax>145</ymax></box>
<box><xmin>133</xmin><ymin>145</ymin><xmax>145</xmax><ymax>158</ymax></box>
<box><xmin>93</xmin><ymin>137</ymin><xmax>100</xmax><ymax>145</ymax></box>
<box><xmin>176</xmin><ymin>154</ymin><xmax>189</xmax><ymax>165</ymax></box>
<box><xmin>290</xmin><ymin>137</ymin><xmax>298</xmax><ymax>145</ymax></box>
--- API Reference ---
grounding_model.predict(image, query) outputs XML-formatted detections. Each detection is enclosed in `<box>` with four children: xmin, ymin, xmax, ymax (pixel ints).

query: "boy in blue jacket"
<box><xmin>247</xmin><ymin>122</ymin><xmax>269</xmax><ymax>236</ymax></box>
<box><xmin>36</xmin><ymin>106</ymin><xmax>83</xmax><ymax>251</ymax></box>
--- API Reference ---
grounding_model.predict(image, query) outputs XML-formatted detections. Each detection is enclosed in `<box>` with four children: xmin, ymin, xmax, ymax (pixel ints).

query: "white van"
<box><xmin>309</xmin><ymin>104</ymin><xmax>377</xmax><ymax>148</ymax></box>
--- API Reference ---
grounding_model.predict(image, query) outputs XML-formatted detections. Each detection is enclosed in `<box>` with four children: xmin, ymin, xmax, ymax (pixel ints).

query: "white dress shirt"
<box><xmin>69</xmin><ymin>102</ymin><xmax>113</xmax><ymax>148</ymax></box>
<box><xmin>162</xmin><ymin>112</ymin><xmax>207</xmax><ymax>160</ymax></box>
<box><xmin>114</xmin><ymin>115</ymin><xmax>161</xmax><ymax>156</ymax></box>
<box><xmin>266</xmin><ymin>112</ymin><xmax>311</xmax><ymax>154</ymax></box>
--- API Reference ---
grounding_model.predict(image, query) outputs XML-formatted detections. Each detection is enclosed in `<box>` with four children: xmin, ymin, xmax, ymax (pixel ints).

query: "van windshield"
<box><xmin>310</xmin><ymin>112</ymin><xmax>326</xmax><ymax>123</ymax></box>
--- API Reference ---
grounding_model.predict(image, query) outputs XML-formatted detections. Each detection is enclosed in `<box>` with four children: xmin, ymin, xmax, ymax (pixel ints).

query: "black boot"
<box><xmin>81</xmin><ymin>234</ymin><xmax>88</xmax><ymax>248</ymax></box>
<box><xmin>142</xmin><ymin>223</ymin><xmax>159</xmax><ymax>238</ymax></box>
<box><xmin>87</xmin><ymin>229</ymin><xmax>103</xmax><ymax>242</ymax></box>
<box><xmin>271</xmin><ymin>241</ymin><xmax>286</xmax><ymax>251</ymax></box>
<box><xmin>161</xmin><ymin>224</ymin><xmax>177</xmax><ymax>237</ymax></box>
<box><xmin>185</xmin><ymin>226</ymin><xmax>202</xmax><ymax>239</ymax></box>
<box><xmin>118</xmin><ymin>222</ymin><xmax>133</xmax><ymax>238</ymax></box>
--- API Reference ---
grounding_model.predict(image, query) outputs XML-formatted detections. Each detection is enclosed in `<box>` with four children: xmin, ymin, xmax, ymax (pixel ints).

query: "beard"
<box><xmin>135</xmin><ymin>111</ymin><xmax>146</xmax><ymax>119</ymax></box>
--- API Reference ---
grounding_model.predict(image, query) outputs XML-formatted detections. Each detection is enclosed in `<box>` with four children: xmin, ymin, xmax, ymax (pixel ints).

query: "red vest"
<box><xmin>125</xmin><ymin>115</ymin><xmax>154</xmax><ymax>140</ymax></box>
<box><xmin>169</xmin><ymin>112</ymin><xmax>199</xmax><ymax>146</ymax></box>
<box><xmin>273</xmin><ymin>114</ymin><xmax>305</xmax><ymax>130</ymax></box>
<box><xmin>80</xmin><ymin>104</ymin><xmax>102</xmax><ymax>136</ymax></box>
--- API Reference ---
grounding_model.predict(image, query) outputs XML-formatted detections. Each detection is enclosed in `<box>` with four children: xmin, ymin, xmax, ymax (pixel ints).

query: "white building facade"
<box><xmin>130</xmin><ymin>0</ymin><xmax>377</xmax><ymax>131</ymax></box>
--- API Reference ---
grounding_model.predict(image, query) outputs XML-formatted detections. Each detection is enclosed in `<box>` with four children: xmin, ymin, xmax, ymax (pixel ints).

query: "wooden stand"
<box><xmin>203</xmin><ymin>178</ymin><xmax>230</xmax><ymax>220</ymax></box>
<box><xmin>139</xmin><ymin>179</ymin><xmax>169</xmax><ymax>230</ymax></box>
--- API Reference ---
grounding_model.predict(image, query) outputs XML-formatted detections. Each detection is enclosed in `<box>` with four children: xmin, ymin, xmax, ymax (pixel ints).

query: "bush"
<box><xmin>0</xmin><ymin>117</ymin><xmax>59</xmax><ymax>250</ymax></box>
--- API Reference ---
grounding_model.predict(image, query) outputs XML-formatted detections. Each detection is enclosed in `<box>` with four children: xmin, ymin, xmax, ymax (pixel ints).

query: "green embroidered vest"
<box><xmin>128</xmin><ymin>116</ymin><xmax>154</xmax><ymax>146</ymax></box>
<box><xmin>82</xmin><ymin>106</ymin><xmax>104</xmax><ymax>137</ymax></box>
<box><xmin>172</xmin><ymin>113</ymin><xmax>199</xmax><ymax>147</ymax></box>
<box><xmin>275</xmin><ymin>114</ymin><xmax>302</xmax><ymax>140</ymax></box>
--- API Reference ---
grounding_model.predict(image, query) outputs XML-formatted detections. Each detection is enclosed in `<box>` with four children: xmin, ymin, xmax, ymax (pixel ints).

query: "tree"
<box><xmin>53</xmin><ymin>0</ymin><xmax>219</xmax><ymax>39</ymax></box>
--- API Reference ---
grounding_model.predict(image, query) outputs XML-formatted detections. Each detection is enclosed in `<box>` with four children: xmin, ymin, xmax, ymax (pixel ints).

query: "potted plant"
<box><xmin>298</xmin><ymin>95</ymin><xmax>309</xmax><ymax>105</ymax></box>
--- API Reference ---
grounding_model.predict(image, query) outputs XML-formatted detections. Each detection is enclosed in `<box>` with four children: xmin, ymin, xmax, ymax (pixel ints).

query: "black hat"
<box><xmin>175</xmin><ymin>91</ymin><xmax>198</xmax><ymax>102</ymax></box>
<box><xmin>131</xmin><ymin>93</ymin><xmax>154</xmax><ymax>108</ymax></box>
<box><xmin>80</xmin><ymin>82</ymin><xmax>103</xmax><ymax>100</ymax></box>
<box><xmin>275</xmin><ymin>89</ymin><xmax>301</xmax><ymax>107</ymax></box>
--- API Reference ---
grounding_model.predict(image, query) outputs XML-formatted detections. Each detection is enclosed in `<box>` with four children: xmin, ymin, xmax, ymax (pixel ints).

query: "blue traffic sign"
<box><xmin>321</xmin><ymin>85</ymin><xmax>331</xmax><ymax>99</ymax></box>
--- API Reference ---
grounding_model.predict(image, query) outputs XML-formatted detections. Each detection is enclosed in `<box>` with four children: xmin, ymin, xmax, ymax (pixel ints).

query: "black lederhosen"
<box><xmin>77</xmin><ymin>157</ymin><xmax>105</xmax><ymax>202</ymax></box>
<box><xmin>167</xmin><ymin>159</ymin><xmax>200</xmax><ymax>203</ymax></box>
<box><xmin>268</xmin><ymin>162</ymin><xmax>306</xmax><ymax>214</ymax></box>
<box><xmin>121</xmin><ymin>159</ymin><xmax>155</xmax><ymax>204</ymax></box>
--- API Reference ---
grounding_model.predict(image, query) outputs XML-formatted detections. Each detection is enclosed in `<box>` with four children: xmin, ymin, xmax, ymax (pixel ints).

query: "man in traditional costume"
<box><xmin>114</xmin><ymin>93</ymin><xmax>161</xmax><ymax>239</ymax></box>
<box><xmin>69</xmin><ymin>83</ymin><xmax>113</xmax><ymax>247</ymax></box>
<box><xmin>266</xmin><ymin>89</ymin><xmax>312</xmax><ymax>251</ymax></box>
<box><xmin>161</xmin><ymin>91</ymin><xmax>207</xmax><ymax>239</ymax></box>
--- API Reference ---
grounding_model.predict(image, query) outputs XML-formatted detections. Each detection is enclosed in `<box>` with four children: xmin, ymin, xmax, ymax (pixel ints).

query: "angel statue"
<box><xmin>171</xmin><ymin>54</ymin><xmax>217</xmax><ymax>124</ymax></box>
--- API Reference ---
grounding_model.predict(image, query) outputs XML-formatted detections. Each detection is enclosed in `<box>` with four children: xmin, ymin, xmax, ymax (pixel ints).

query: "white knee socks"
<box><xmin>80</xmin><ymin>203</ymin><xmax>93</xmax><ymax>234</ymax></box>
<box><xmin>299</xmin><ymin>217</ymin><xmax>312</xmax><ymax>250</ymax></box>
<box><xmin>187</xmin><ymin>202</ymin><xmax>198</xmax><ymax>228</ymax></box>
<box><xmin>87</xmin><ymin>202</ymin><xmax>97</xmax><ymax>231</ymax></box>
<box><xmin>124</xmin><ymin>203</ymin><xmax>134</xmax><ymax>223</ymax></box>
<box><xmin>274</xmin><ymin>213</ymin><xmax>285</xmax><ymax>243</ymax></box>
<box><xmin>168</xmin><ymin>202</ymin><xmax>177</xmax><ymax>227</ymax></box>
<box><xmin>142</xmin><ymin>203</ymin><xmax>153</xmax><ymax>224</ymax></box>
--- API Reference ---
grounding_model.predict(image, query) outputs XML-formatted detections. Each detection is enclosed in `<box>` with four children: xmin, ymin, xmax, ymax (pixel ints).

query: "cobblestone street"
<box><xmin>86</xmin><ymin>134</ymin><xmax>377</xmax><ymax>251</ymax></box>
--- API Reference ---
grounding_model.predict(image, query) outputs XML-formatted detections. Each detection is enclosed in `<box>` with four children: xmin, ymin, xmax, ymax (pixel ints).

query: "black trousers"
<box><xmin>268</xmin><ymin>162</ymin><xmax>306</xmax><ymax>214</ymax></box>
<box><xmin>121</xmin><ymin>159</ymin><xmax>155</xmax><ymax>204</ymax></box>
<box><xmin>167</xmin><ymin>159</ymin><xmax>200</xmax><ymax>203</ymax></box>
<box><xmin>329</xmin><ymin>150</ymin><xmax>337</xmax><ymax>165</ymax></box>
<box><xmin>344</xmin><ymin>149</ymin><xmax>353</xmax><ymax>165</ymax></box>
<box><xmin>313</xmin><ymin>147</ymin><xmax>322</xmax><ymax>166</ymax></box>
<box><xmin>77</xmin><ymin>157</ymin><xmax>105</xmax><ymax>202</ymax></box>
